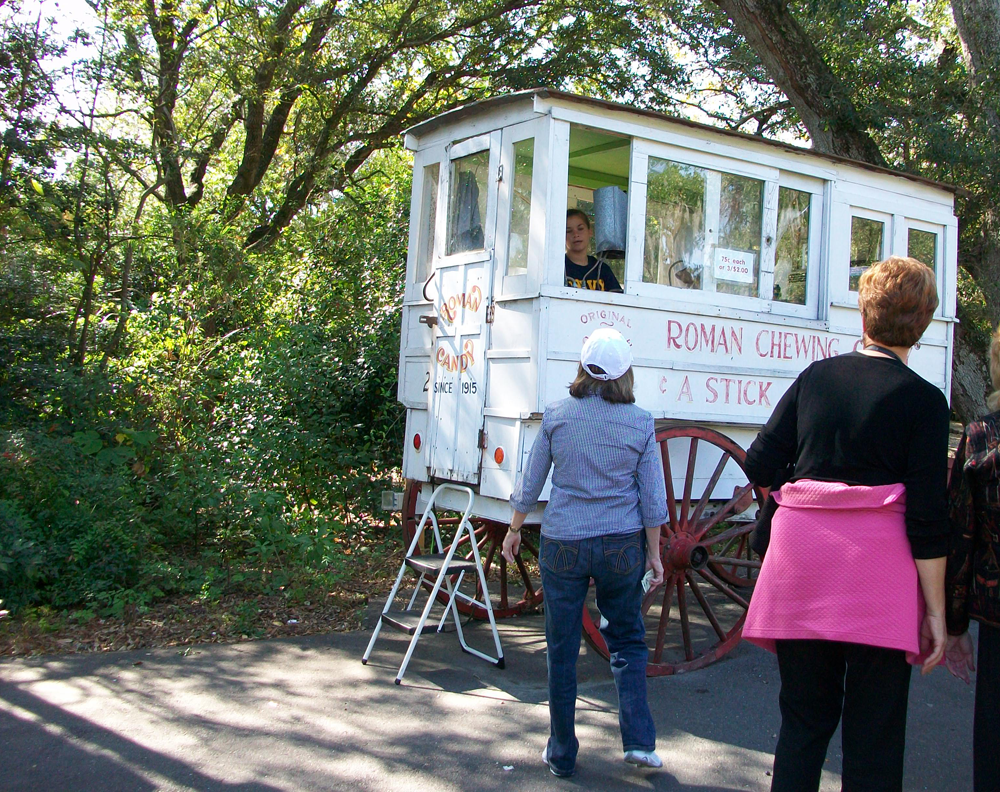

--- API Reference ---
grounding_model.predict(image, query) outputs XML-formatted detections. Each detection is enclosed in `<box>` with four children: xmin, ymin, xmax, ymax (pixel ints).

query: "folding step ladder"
<box><xmin>362</xmin><ymin>483</ymin><xmax>504</xmax><ymax>684</ymax></box>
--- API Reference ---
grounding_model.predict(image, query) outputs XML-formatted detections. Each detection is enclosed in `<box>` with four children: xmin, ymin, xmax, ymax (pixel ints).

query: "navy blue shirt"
<box><xmin>565</xmin><ymin>255</ymin><xmax>623</xmax><ymax>293</ymax></box>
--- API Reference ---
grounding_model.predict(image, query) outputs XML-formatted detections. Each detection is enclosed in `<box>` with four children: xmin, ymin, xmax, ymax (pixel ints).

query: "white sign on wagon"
<box><xmin>714</xmin><ymin>247</ymin><xmax>755</xmax><ymax>284</ymax></box>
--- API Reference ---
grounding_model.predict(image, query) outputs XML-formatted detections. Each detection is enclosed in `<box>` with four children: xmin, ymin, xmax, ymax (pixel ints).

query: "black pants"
<box><xmin>975</xmin><ymin>622</ymin><xmax>1000</xmax><ymax>792</ymax></box>
<box><xmin>772</xmin><ymin>640</ymin><xmax>912</xmax><ymax>792</ymax></box>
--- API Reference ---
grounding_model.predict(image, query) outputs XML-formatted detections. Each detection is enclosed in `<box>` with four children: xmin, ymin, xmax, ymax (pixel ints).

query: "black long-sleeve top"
<box><xmin>744</xmin><ymin>352</ymin><xmax>951</xmax><ymax>559</ymax></box>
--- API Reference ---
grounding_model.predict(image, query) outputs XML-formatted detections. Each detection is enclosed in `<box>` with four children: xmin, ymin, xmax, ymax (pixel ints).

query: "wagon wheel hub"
<box><xmin>663</xmin><ymin>533</ymin><xmax>708</xmax><ymax>571</ymax></box>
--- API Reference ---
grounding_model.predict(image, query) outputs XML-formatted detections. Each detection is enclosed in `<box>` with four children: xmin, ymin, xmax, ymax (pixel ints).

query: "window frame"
<box><xmin>493</xmin><ymin>117</ymin><xmax>547</xmax><ymax>298</ymax></box>
<box><xmin>440</xmin><ymin>131</ymin><xmax>501</xmax><ymax>268</ymax></box>
<box><xmin>625</xmin><ymin>139</ymin><xmax>827</xmax><ymax>318</ymax></box>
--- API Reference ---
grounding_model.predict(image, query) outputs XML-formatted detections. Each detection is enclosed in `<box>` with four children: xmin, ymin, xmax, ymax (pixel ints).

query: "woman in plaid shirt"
<box><xmin>945</xmin><ymin>323</ymin><xmax>1000</xmax><ymax>791</ymax></box>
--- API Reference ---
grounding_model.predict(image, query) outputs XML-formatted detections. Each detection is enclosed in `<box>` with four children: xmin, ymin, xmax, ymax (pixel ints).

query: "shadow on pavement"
<box><xmin>0</xmin><ymin>682</ymin><xmax>281</xmax><ymax>792</ymax></box>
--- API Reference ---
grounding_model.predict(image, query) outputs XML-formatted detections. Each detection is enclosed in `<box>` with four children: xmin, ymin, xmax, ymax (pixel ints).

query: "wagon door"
<box><xmin>425</xmin><ymin>131</ymin><xmax>501</xmax><ymax>484</ymax></box>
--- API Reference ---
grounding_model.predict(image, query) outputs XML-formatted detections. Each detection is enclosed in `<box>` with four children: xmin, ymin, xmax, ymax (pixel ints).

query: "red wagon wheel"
<box><xmin>400</xmin><ymin>480</ymin><xmax>543</xmax><ymax>619</ymax></box>
<box><xmin>582</xmin><ymin>427</ymin><xmax>765</xmax><ymax>675</ymax></box>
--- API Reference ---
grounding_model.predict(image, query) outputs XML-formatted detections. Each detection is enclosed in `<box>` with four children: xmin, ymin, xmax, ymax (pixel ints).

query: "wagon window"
<box><xmin>908</xmin><ymin>228</ymin><xmax>937</xmax><ymax>272</ymax></box>
<box><xmin>447</xmin><ymin>149</ymin><xmax>490</xmax><ymax>255</ymax></box>
<box><xmin>565</xmin><ymin>125</ymin><xmax>631</xmax><ymax>288</ymax></box>
<box><xmin>643</xmin><ymin>158</ymin><xmax>707</xmax><ymax>289</ymax></box>
<box><xmin>415</xmin><ymin>162</ymin><xmax>439</xmax><ymax>283</ymax></box>
<box><xmin>849</xmin><ymin>216</ymin><xmax>884</xmax><ymax>291</ymax></box>
<box><xmin>773</xmin><ymin>187</ymin><xmax>811</xmax><ymax>305</ymax></box>
<box><xmin>716</xmin><ymin>173</ymin><xmax>763</xmax><ymax>297</ymax></box>
<box><xmin>506</xmin><ymin>139</ymin><xmax>534</xmax><ymax>276</ymax></box>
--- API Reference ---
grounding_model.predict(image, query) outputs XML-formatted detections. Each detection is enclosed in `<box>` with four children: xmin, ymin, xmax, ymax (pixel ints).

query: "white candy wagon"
<box><xmin>392</xmin><ymin>88</ymin><xmax>958</xmax><ymax>675</ymax></box>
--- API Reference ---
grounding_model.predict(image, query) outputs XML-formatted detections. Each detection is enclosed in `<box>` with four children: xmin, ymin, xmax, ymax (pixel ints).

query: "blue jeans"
<box><xmin>540</xmin><ymin>530</ymin><xmax>656</xmax><ymax>774</ymax></box>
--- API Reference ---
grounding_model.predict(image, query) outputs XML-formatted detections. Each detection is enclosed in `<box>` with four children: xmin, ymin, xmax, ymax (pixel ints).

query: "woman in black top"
<box><xmin>944</xmin><ymin>324</ymin><xmax>1000</xmax><ymax>791</ymax></box>
<box><xmin>565</xmin><ymin>209</ymin><xmax>623</xmax><ymax>293</ymax></box>
<box><xmin>744</xmin><ymin>256</ymin><xmax>949</xmax><ymax>792</ymax></box>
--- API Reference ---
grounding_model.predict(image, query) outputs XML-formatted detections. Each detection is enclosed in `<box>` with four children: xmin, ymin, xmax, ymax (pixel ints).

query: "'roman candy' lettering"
<box><xmin>436</xmin><ymin>339</ymin><xmax>476</xmax><ymax>372</ymax></box>
<box><xmin>439</xmin><ymin>286</ymin><xmax>483</xmax><ymax>324</ymax></box>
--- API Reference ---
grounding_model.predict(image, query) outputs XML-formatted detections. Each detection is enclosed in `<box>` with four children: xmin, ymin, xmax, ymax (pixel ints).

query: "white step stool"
<box><xmin>362</xmin><ymin>483</ymin><xmax>504</xmax><ymax>684</ymax></box>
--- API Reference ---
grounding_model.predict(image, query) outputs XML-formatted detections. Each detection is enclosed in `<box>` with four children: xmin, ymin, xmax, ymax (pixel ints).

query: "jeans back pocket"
<box><xmin>602</xmin><ymin>532</ymin><xmax>642</xmax><ymax>575</ymax></box>
<box><xmin>541</xmin><ymin>538</ymin><xmax>580</xmax><ymax>574</ymax></box>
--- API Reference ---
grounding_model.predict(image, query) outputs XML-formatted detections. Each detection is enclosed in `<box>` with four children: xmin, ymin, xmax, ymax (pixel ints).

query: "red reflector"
<box><xmin>494</xmin><ymin>447</ymin><xmax>504</xmax><ymax>465</ymax></box>
<box><xmin>413</xmin><ymin>434</ymin><xmax>422</xmax><ymax>451</ymax></box>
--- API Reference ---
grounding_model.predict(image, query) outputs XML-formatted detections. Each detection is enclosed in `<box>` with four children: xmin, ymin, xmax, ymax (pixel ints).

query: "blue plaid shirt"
<box><xmin>510</xmin><ymin>395</ymin><xmax>668</xmax><ymax>539</ymax></box>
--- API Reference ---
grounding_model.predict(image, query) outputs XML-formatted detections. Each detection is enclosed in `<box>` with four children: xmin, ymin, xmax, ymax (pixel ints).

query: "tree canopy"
<box><xmin>1</xmin><ymin>0</ymin><xmax>998</xmax><ymax>620</ymax></box>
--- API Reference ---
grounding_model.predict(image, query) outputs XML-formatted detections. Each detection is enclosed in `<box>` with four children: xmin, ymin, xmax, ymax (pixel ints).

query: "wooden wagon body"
<box><xmin>393</xmin><ymin>89</ymin><xmax>959</xmax><ymax>673</ymax></box>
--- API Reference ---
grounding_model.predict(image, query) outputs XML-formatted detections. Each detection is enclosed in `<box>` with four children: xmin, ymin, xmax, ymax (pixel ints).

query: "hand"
<box><xmin>944</xmin><ymin>632</ymin><xmax>976</xmax><ymax>684</ymax></box>
<box><xmin>501</xmin><ymin>529</ymin><xmax>521</xmax><ymax>564</ymax></box>
<box><xmin>645</xmin><ymin>548</ymin><xmax>664</xmax><ymax>588</ymax></box>
<box><xmin>919</xmin><ymin>611</ymin><xmax>947</xmax><ymax>675</ymax></box>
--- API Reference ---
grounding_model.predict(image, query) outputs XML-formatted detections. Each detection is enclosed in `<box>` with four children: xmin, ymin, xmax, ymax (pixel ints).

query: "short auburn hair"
<box><xmin>569</xmin><ymin>364</ymin><xmax>635</xmax><ymax>403</ymax></box>
<box><xmin>858</xmin><ymin>256</ymin><xmax>938</xmax><ymax>348</ymax></box>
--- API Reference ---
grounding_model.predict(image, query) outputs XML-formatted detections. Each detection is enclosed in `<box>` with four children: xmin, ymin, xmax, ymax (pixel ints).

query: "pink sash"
<box><xmin>743</xmin><ymin>479</ymin><xmax>925</xmax><ymax>664</ymax></box>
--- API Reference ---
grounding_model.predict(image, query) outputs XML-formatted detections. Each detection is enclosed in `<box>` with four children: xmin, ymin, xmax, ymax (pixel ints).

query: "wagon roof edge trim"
<box><xmin>404</xmin><ymin>88</ymin><xmax>962</xmax><ymax>197</ymax></box>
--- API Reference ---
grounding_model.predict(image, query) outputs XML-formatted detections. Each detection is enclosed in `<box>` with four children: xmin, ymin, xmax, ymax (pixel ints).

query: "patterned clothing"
<box><xmin>509</xmin><ymin>395</ymin><xmax>667</xmax><ymax>539</ymax></box>
<box><xmin>946</xmin><ymin>411</ymin><xmax>1000</xmax><ymax>635</ymax></box>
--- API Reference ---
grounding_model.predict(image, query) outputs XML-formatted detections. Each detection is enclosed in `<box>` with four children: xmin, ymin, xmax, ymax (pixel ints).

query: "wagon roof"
<box><xmin>405</xmin><ymin>88</ymin><xmax>960</xmax><ymax>195</ymax></box>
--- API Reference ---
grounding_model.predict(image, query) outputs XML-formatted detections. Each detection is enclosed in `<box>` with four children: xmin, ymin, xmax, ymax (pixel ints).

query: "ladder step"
<box><xmin>380</xmin><ymin>610</ymin><xmax>442</xmax><ymax>636</ymax></box>
<box><xmin>405</xmin><ymin>553</ymin><xmax>479</xmax><ymax>574</ymax></box>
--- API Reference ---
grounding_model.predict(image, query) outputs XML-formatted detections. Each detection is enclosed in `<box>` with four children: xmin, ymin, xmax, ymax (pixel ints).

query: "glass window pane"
<box><xmin>773</xmin><ymin>188</ymin><xmax>810</xmax><ymax>305</ymax></box>
<box><xmin>908</xmin><ymin>229</ymin><xmax>937</xmax><ymax>272</ymax></box>
<box><xmin>447</xmin><ymin>150</ymin><xmax>489</xmax><ymax>255</ymax></box>
<box><xmin>506</xmin><ymin>139</ymin><xmax>533</xmax><ymax>276</ymax></box>
<box><xmin>716</xmin><ymin>173</ymin><xmax>763</xmax><ymax>297</ymax></box>
<box><xmin>643</xmin><ymin>157</ymin><xmax>706</xmax><ymax>289</ymax></box>
<box><xmin>415</xmin><ymin>163</ymin><xmax>438</xmax><ymax>283</ymax></box>
<box><xmin>850</xmin><ymin>217</ymin><xmax>884</xmax><ymax>291</ymax></box>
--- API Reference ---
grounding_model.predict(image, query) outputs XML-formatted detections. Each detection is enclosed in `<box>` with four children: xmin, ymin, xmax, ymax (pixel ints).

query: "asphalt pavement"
<box><xmin>0</xmin><ymin>611</ymin><xmax>977</xmax><ymax>791</ymax></box>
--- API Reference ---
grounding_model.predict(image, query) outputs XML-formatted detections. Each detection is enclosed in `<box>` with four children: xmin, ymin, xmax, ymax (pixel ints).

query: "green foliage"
<box><xmin>0</xmin><ymin>153</ymin><xmax>409</xmax><ymax>615</ymax></box>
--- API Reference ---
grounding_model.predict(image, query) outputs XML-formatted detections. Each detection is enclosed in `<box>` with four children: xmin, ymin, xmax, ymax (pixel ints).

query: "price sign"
<box><xmin>714</xmin><ymin>248</ymin><xmax>755</xmax><ymax>284</ymax></box>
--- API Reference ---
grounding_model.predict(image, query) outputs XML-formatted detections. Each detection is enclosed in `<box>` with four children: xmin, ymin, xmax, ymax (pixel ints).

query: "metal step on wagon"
<box><xmin>365</xmin><ymin>88</ymin><xmax>960</xmax><ymax>679</ymax></box>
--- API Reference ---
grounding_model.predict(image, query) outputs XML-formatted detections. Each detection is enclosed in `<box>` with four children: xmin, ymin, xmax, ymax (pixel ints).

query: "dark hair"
<box><xmin>566</xmin><ymin>208</ymin><xmax>592</xmax><ymax>229</ymax></box>
<box><xmin>858</xmin><ymin>256</ymin><xmax>938</xmax><ymax>348</ymax></box>
<box><xmin>569</xmin><ymin>364</ymin><xmax>635</xmax><ymax>403</ymax></box>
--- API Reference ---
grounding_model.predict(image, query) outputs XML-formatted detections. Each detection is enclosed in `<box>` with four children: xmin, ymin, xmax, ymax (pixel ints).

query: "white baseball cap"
<box><xmin>581</xmin><ymin>328</ymin><xmax>632</xmax><ymax>381</ymax></box>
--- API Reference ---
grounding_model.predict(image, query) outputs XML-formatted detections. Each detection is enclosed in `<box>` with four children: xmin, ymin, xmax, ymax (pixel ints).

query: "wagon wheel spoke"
<box><xmin>708</xmin><ymin>552</ymin><xmax>761</xmax><ymax>570</ymax></box>
<box><xmin>499</xmin><ymin>553</ymin><xmax>509</xmax><ymax>610</ymax></box>
<box><xmin>455</xmin><ymin>524</ymin><xmax>490</xmax><ymax>551</ymax></box>
<box><xmin>686</xmin><ymin>571</ymin><xmax>726</xmax><ymax>641</ymax></box>
<box><xmin>680</xmin><ymin>438</ymin><xmax>698</xmax><ymax>530</ymax></box>
<box><xmin>694</xmin><ymin>503</ymin><xmax>753</xmax><ymax>545</ymax></box>
<box><xmin>514</xmin><ymin>553</ymin><xmax>536</xmax><ymax>599</ymax></box>
<box><xmin>651</xmin><ymin>574</ymin><xmax>676</xmax><ymax>664</ymax></box>
<box><xmin>689</xmin><ymin>452</ymin><xmax>731</xmax><ymax>530</ymax></box>
<box><xmin>660</xmin><ymin>441</ymin><xmax>680</xmax><ymax>533</ymax></box>
<box><xmin>466</xmin><ymin>532</ymin><xmax>496</xmax><ymax>605</ymax></box>
<box><xmin>519</xmin><ymin>536</ymin><xmax>539</xmax><ymax>559</ymax></box>
<box><xmin>677</xmin><ymin>577</ymin><xmax>694</xmax><ymax>661</ymax></box>
<box><xmin>696</xmin><ymin>567</ymin><xmax>750</xmax><ymax>610</ymax></box>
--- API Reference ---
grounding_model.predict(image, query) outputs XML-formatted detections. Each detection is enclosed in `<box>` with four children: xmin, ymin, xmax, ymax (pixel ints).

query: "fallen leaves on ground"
<box><xmin>0</xmin><ymin>547</ymin><xmax>403</xmax><ymax>658</ymax></box>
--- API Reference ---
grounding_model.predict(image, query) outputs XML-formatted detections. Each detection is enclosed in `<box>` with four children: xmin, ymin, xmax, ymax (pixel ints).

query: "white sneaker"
<box><xmin>624</xmin><ymin>749</ymin><xmax>663</xmax><ymax>768</ymax></box>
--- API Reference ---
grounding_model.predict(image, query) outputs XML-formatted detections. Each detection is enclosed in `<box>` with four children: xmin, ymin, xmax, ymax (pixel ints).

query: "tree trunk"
<box><xmin>707</xmin><ymin>0</ymin><xmax>887</xmax><ymax>165</ymax></box>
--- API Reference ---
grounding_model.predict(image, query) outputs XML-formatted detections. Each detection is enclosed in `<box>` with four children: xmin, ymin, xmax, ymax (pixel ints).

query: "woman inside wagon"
<box><xmin>501</xmin><ymin>328</ymin><xmax>665</xmax><ymax>777</ymax></box>
<box><xmin>741</xmin><ymin>256</ymin><xmax>950</xmax><ymax>792</ymax></box>
<box><xmin>565</xmin><ymin>209</ymin><xmax>624</xmax><ymax>293</ymax></box>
